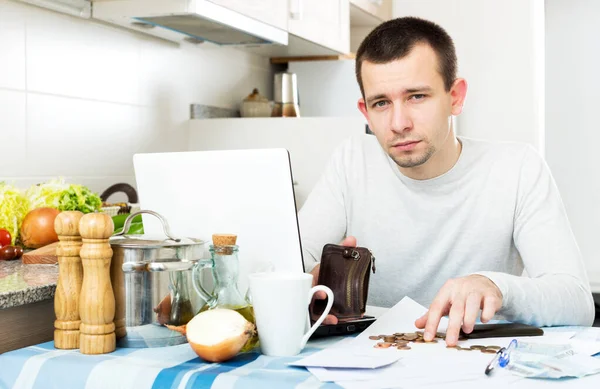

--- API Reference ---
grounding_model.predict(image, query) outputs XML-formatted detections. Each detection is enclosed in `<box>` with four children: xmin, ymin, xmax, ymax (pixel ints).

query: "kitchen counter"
<box><xmin>0</xmin><ymin>260</ymin><xmax>57</xmax><ymax>309</ymax></box>
<box><xmin>0</xmin><ymin>260</ymin><xmax>58</xmax><ymax>353</ymax></box>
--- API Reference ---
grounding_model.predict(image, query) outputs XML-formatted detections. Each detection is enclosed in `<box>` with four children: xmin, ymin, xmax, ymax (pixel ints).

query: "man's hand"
<box><xmin>310</xmin><ymin>236</ymin><xmax>357</xmax><ymax>325</ymax></box>
<box><xmin>414</xmin><ymin>275</ymin><xmax>503</xmax><ymax>346</ymax></box>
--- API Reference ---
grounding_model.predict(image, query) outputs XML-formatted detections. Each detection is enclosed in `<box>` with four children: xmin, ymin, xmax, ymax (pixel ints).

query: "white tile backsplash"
<box><xmin>0</xmin><ymin>0</ymin><xmax>272</xmax><ymax>195</ymax></box>
<box><xmin>0</xmin><ymin>1</ymin><xmax>26</xmax><ymax>90</ymax></box>
<box><xmin>26</xmin><ymin>93</ymin><xmax>137</xmax><ymax>177</ymax></box>
<box><xmin>0</xmin><ymin>89</ymin><xmax>26</xmax><ymax>173</ymax></box>
<box><xmin>26</xmin><ymin>7</ymin><xmax>140</xmax><ymax>105</ymax></box>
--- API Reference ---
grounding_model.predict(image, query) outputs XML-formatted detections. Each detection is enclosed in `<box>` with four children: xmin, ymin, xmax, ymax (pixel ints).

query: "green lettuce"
<box><xmin>26</xmin><ymin>178</ymin><xmax>102</xmax><ymax>214</ymax></box>
<box><xmin>0</xmin><ymin>183</ymin><xmax>29</xmax><ymax>245</ymax></box>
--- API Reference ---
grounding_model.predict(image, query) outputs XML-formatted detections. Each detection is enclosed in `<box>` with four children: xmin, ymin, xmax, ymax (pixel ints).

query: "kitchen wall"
<box><xmin>545</xmin><ymin>0</ymin><xmax>600</xmax><ymax>290</ymax></box>
<box><xmin>393</xmin><ymin>0</ymin><xmax>545</xmax><ymax>153</ymax></box>
<box><xmin>0</xmin><ymin>0</ymin><xmax>272</xmax><ymax>201</ymax></box>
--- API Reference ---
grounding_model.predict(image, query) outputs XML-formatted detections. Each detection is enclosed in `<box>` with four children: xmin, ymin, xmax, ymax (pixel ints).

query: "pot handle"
<box><xmin>122</xmin><ymin>261</ymin><xmax>196</xmax><ymax>273</ymax></box>
<box><xmin>147</xmin><ymin>261</ymin><xmax>196</xmax><ymax>272</ymax></box>
<box><xmin>113</xmin><ymin>210</ymin><xmax>180</xmax><ymax>242</ymax></box>
<box><xmin>192</xmin><ymin>260</ymin><xmax>217</xmax><ymax>308</ymax></box>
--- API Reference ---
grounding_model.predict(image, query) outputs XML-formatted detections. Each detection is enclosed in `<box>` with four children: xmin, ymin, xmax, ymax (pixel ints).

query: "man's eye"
<box><xmin>410</xmin><ymin>94</ymin><xmax>427</xmax><ymax>101</ymax></box>
<box><xmin>373</xmin><ymin>101</ymin><xmax>388</xmax><ymax>108</ymax></box>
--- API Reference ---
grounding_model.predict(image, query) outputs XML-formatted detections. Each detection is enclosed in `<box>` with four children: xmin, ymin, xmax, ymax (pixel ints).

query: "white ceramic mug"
<box><xmin>248</xmin><ymin>272</ymin><xmax>334</xmax><ymax>357</ymax></box>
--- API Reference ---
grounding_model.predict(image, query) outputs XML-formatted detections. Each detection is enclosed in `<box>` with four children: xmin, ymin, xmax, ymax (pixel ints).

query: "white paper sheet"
<box><xmin>290</xmin><ymin>297</ymin><xmax>432</xmax><ymax>369</ymax></box>
<box><xmin>298</xmin><ymin>296</ymin><xmax>600</xmax><ymax>387</ymax></box>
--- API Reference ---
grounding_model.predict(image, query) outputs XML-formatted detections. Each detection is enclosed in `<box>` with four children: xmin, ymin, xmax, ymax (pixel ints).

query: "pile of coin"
<box><xmin>368</xmin><ymin>331</ymin><xmax>501</xmax><ymax>354</ymax></box>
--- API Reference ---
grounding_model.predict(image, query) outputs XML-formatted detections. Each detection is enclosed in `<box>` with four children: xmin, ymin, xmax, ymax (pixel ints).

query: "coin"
<box><xmin>416</xmin><ymin>331</ymin><xmax>424</xmax><ymax>337</ymax></box>
<box><xmin>485</xmin><ymin>346</ymin><xmax>502</xmax><ymax>351</ymax></box>
<box><xmin>398</xmin><ymin>345</ymin><xmax>411</xmax><ymax>350</ymax></box>
<box><xmin>469</xmin><ymin>345</ymin><xmax>486</xmax><ymax>350</ymax></box>
<box><xmin>403</xmin><ymin>334</ymin><xmax>418</xmax><ymax>341</ymax></box>
<box><xmin>423</xmin><ymin>339</ymin><xmax>438</xmax><ymax>344</ymax></box>
<box><xmin>413</xmin><ymin>338</ymin><xmax>425</xmax><ymax>343</ymax></box>
<box><xmin>383</xmin><ymin>336</ymin><xmax>396</xmax><ymax>343</ymax></box>
<box><xmin>393</xmin><ymin>332</ymin><xmax>404</xmax><ymax>337</ymax></box>
<box><xmin>369</xmin><ymin>336</ymin><xmax>381</xmax><ymax>340</ymax></box>
<box><xmin>446</xmin><ymin>345</ymin><xmax>459</xmax><ymax>349</ymax></box>
<box><xmin>481</xmin><ymin>348</ymin><xmax>498</xmax><ymax>354</ymax></box>
<box><xmin>456</xmin><ymin>346</ymin><xmax>472</xmax><ymax>351</ymax></box>
<box><xmin>436</xmin><ymin>332</ymin><xmax>446</xmax><ymax>339</ymax></box>
<box><xmin>379</xmin><ymin>342</ymin><xmax>393</xmax><ymax>348</ymax></box>
<box><xmin>396</xmin><ymin>340</ymin><xmax>409</xmax><ymax>346</ymax></box>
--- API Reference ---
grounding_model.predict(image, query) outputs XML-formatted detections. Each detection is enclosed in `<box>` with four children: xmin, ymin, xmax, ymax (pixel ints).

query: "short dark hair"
<box><xmin>355</xmin><ymin>16</ymin><xmax>457</xmax><ymax>97</ymax></box>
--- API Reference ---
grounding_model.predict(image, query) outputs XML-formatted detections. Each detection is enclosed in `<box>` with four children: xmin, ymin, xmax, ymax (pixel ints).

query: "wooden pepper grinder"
<box><xmin>54</xmin><ymin>211</ymin><xmax>84</xmax><ymax>349</ymax></box>
<box><xmin>78</xmin><ymin>213</ymin><xmax>116</xmax><ymax>354</ymax></box>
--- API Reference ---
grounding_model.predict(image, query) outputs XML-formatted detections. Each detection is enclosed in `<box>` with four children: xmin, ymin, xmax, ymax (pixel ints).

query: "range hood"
<box><xmin>92</xmin><ymin>0</ymin><xmax>288</xmax><ymax>46</ymax></box>
<box><xmin>18</xmin><ymin>0</ymin><xmax>91</xmax><ymax>18</ymax></box>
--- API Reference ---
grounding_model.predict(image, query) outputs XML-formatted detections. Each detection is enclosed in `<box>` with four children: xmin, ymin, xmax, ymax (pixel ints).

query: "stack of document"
<box><xmin>290</xmin><ymin>297</ymin><xmax>600</xmax><ymax>389</ymax></box>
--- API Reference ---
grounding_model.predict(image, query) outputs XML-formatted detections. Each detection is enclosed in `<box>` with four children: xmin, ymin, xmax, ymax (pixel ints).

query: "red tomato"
<box><xmin>0</xmin><ymin>229</ymin><xmax>11</xmax><ymax>247</ymax></box>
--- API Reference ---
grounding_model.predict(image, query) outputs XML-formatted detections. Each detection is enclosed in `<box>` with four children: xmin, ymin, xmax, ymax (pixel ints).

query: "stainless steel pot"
<box><xmin>109</xmin><ymin>210</ymin><xmax>206</xmax><ymax>348</ymax></box>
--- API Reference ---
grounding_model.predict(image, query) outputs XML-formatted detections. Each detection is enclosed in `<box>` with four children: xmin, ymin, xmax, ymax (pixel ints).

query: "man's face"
<box><xmin>358</xmin><ymin>44</ymin><xmax>464</xmax><ymax>171</ymax></box>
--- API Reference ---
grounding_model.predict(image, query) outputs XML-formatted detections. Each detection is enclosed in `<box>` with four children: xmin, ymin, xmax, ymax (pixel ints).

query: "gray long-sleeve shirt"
<box><xmin>298</xmin><ymin>134</ymin><xmax>594</xmax><ymax>327</ymax></box>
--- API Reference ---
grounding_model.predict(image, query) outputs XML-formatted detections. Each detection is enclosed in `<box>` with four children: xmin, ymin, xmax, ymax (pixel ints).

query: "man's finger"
<box><xmin>481</xmin><ymin>295</ymin><xmax>500</xmax><ymax>323</ymax></box>
<box><xmin>310</xmin><ymin>264</ymin><xmax>321</xmax><ymax>287</ymax></box>
<box><xmin>340</xmin><ymin>236</ymin><xmax>357</xmax><ymax>247</ymax></box>
<box><xmin>314</xmin><ymin>290</ymin><xmax>327</xmax><ymax>300</ymax></box>
<box><xmin>424</xmin><ymin>298</ymin><xmax>449</xmax><ymax>341</ymax></box>
<box><xmin>445</xmin><ymin>297</ymin><xmax>466</xmax><ymax>346</ymax></box>
<box><xmin>322</xmin><ymin>314</ymin><xmax>338</xmax><ymax>325</ymax></box>
<box><xmin>461</xmin><ymin>292</ymin><xmax>481</xmax><ymax>334</ymax></box>
<box><xmin>414</xmin><ymin>313</ymin><xmax>428</xmax><ymax>329</ymax></box>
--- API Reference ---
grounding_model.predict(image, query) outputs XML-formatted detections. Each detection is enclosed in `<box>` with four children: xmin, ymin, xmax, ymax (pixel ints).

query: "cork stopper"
<box><xmin>212</xmin><ymin>234</ymin><xmax>237</xmax><ymax>255</ymax></box>
<box><xmin>212</xmin><ymin>234</ymin><xmax>237</xmax><ymax>246</ymax></box>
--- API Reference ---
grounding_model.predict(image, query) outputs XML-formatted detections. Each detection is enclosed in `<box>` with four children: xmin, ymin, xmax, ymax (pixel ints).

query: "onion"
<box><xmin>20</xmin><ymin>207</ymin><xmax>60</xmax><ymax>248</ymax></box>
<box><xmin>186</xmin><ymin>308</ymin><xmax>256</xmax><ymax>363</ymax></box>
<box><xmin>154</xmin><ymin>294</ymin><xmax>172</xmax><ymax>326</ymax></box>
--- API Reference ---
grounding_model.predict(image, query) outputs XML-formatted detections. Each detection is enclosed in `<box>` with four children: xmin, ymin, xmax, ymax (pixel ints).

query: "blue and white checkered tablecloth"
<box><xmin>0</xmin><ymin>335</ymin><xmax>346</xmax><ymax>389</ymax></box>
<box><xmin>2</xmin><ymin>327</ymin><xmax>600</xmax><ymax>389</ymax></box>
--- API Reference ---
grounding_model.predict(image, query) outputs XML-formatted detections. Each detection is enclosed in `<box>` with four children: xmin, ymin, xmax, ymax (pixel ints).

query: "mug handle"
<box><xmin>300</xmin><ymin>285</ymin><xmax>334</xmax><ymax>349</ymax></box>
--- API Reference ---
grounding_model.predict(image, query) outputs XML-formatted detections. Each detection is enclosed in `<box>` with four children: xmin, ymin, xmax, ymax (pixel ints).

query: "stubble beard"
<box><xmin>389</xmin><ymin>144</ymin><xmax>436</xmax><ymax>168</ymax></box>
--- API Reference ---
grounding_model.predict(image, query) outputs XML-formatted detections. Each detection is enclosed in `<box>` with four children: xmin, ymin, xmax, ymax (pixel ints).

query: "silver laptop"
<box><xmin>133</xmin><ymin>148</ymin><xmax>305</xmax><ymax>295</ymax></box>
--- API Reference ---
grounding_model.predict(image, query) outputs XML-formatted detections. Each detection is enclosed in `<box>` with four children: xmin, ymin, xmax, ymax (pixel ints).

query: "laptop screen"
<box><xmin>133</xmin><ymin>148</ymin><xmax>305</xmax><ymax>294</ymax></box>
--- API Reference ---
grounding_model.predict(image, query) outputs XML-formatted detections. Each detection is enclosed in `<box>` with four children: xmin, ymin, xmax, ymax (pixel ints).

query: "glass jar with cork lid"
<box><xmin>192</xmin><ymin>234</ymin><xmax>258</xmax><ymax>351</ymax></box>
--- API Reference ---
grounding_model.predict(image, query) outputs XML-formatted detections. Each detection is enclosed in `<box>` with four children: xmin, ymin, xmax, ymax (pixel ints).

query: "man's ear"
<box><xmin>358</xmin><ymin>98</ymin><xmax>369</xmax><ymax>120</ymax></box>
<box><xmin>450</xmin><ymin>78</ymin><xmax>468</xmax><ymax>116</ymax></box>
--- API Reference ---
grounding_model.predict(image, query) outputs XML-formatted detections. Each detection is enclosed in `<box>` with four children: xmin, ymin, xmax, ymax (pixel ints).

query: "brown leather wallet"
<box><xmin>313</xmin><ymin>244</ymin><xmax>376</xmax><ymax>320</ymax></box>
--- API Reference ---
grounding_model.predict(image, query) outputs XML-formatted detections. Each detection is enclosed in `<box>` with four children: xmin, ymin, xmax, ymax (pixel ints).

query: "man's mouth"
<box><xmin>392</xmin><ymin>140</ymin><xmax>421</xmax><ymax>151</ymax></box>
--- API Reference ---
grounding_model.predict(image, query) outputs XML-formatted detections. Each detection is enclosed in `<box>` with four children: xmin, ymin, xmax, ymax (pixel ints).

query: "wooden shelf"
<box><xmin>270</xmin><ymin>53</ymin><xmax>356</xmax><ymax>64</ymax></box>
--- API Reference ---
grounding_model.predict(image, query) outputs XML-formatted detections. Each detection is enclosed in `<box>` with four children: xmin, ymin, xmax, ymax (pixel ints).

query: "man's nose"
<box><xmin>390</xmin><ymin>104</ymin><xmax>412</xmax><ymax>133</ymax></box>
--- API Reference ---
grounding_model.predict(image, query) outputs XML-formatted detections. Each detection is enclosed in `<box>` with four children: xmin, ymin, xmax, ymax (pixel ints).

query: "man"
<box><xmin>300</xmin><ymin>16</ymin><xmax>594</xmax><ymax>346</ymax></box>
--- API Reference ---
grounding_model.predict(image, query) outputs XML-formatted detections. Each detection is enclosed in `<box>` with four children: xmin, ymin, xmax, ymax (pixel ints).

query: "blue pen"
<box><xmin>485</xmin><ymin>339</ymin><xmax>518</xmax><ymax>375</ymax></box>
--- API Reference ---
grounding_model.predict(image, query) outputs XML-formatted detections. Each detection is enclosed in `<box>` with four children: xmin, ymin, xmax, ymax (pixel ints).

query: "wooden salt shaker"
<box><xmin>78</xmin><ymin>213</ymin><xmax>116</xmax><ymax>354</ymax></box>
<box><xmin>54</xmin><ymin>211</ymin><xmax>84</xmax><ymax>349</ymax></box>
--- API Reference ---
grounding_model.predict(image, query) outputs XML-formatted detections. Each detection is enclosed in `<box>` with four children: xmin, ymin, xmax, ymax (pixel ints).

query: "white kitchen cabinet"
<box><xmin>350</xmin><ymin>0</ymin><xmax>393</xmax><ymax>27</ymax></box>
<box><xmin>206</xmin><ymin>0</ymin><xmax>288</xmax><ymax>31</ymax></box>
<box><xmin>187</xmin><ymin>117</ymin><xmax>367</xmax><ymax>208</ymax></box>
<box><xmin>288</xmin><ymin>0</ymin><xmax>350</xmax><ymax>55</ymax></box>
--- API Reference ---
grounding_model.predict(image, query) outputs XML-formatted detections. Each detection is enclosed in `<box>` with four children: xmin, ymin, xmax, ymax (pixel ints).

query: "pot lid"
<box><xmin>243</xmin><ymin>88</ymin><xmax>268</xmax><ymax>102</ymax></box>
<box><xmin>109</xmin><ymin>234</ymin><xmax>205</xmax><ymax>249</ymax></box>
<box><xmin>109</xmin><ymin>210</ymin><xmax>205</xmax><ymax>249</ymax></box>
